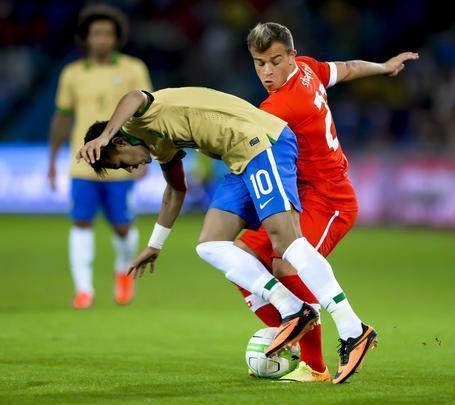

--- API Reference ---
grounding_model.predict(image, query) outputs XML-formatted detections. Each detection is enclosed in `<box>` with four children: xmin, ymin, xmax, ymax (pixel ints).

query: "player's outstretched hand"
<box><xmin>128</xmin><ymin>246</ymin><xmax>161</xmax><ymax>278</ymax></box>
<box><xmin>76</xmin><ymin>133</ymin><xmax>110</xmax><ymax>164</ymax></box>
<box><xmin>384</xmin><ymin>52</ymin><xmax>419</xmax><ymax>77</ymax></box>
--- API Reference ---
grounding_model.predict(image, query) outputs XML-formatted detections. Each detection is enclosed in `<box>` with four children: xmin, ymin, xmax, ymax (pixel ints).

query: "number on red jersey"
<box><xmin>313</xmin><ymin>83</ymin><xmax>339</xmax><ymax>152</ymax></box>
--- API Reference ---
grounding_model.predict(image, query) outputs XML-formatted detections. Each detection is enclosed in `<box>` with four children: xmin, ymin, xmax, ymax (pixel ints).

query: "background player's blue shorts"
<box><xmin>209</xmin><ymin>126</ymin><xmax>301</xmax><ymax>230</ymax></box>
<box><xmin>70</xmin><ymin>179</ymin><xmax>134</xmax><ymax>225</ymax></box>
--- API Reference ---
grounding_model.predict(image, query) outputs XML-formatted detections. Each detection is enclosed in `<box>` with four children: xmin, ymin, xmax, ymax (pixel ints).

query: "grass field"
<box><xmin>1</xmin><ymin>215</ymin><xmax>454</xmax><ymax>404</ymax></box>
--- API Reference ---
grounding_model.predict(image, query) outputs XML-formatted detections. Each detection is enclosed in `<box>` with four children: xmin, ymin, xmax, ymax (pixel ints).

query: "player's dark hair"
<box><xmin>83</xmin><ymin>121</ymin><xmax>119</xmax><ymax>177</ymax></box>
<box><xmin>247</xmin><ymin>22</ymin><xmax>294</xmax><ymax>53</ymax></box>
<box><xmin>76</xmin><ymin>4</ymin><xmax>129</xmax><ymax>48</ymax></box>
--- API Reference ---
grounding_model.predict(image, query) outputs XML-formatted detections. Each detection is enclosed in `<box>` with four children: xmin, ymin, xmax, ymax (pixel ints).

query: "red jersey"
<box><xmin>260</xmin><ymin>56</ymin><xmax>358</xmax><ymax>211</ymax></box>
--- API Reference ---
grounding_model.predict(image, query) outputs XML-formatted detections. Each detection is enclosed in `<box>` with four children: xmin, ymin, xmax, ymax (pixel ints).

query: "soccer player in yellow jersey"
<box><xmin>77</xmin><ymin>87</ymin><xmax>376</xmax><ymax>373</ymax></box>
<box><xmin>47</xmin><ymin>5</ymin><xmax>152</xmax><ymax>309</ymax></box>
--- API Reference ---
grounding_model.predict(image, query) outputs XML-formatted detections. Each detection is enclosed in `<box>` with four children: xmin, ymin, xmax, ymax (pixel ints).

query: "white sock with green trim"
<box><xmin>283</xmin><ymin>237</ymin><xmax>362</xmax><ymax>340</ymax></box>
<box><xmin>260</xmin><ymin>277</ymin><xmax>303</xmax><ymax>318</ymax></box>
<box><xmin>196</xmin><ymin>241</ymin><xmax>302</xmax><ymax>318</ymax></box>
<box><xmin>326</xmin><ymin>297</ymin><xmax>363</xmax><ymax>340</ymax></box>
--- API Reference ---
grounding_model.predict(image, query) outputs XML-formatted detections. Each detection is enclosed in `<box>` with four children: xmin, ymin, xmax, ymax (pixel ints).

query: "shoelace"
<box><xmin>337</xmin><ymin>338</ymin><xmax>350</xmax><ymax>365</ymax></box>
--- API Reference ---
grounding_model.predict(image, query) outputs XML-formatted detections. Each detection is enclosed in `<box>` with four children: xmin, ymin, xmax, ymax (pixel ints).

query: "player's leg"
<box><xmin>274</xmin><ymin>205</ymin><xmax>357</xmax><ymax>378</ymax></box>
<box><xmin>101</xmin><ymin>180</ymin><xmax>138</xmax><ymax>305</ymax></box>
<box><xmin>234</xmin><ymin>230</ymin><xmax>282</xmax><ymax>328</ymax></box>
<box><xmin>196</xmin><ymin>175</ymin><xmax>305</xmax><ymax>322</ymax></box>
<box><xmin>246</xmin><ymin>127</ymin><xmax>376</xmax><ymax>379</ymax></box>
<box><xmin>69</xmin><ymin>179</ymin><xmax>99</xmax><ymax>309</ymax></box>
<box><xmin>235</xmin><ymin>233</ymin><xmax>328</xmax><ymax>381</ymax></box>
<box><xmin>241</xmin><ymin>131</ymin><xmax>323</xmax><ymax>357</ymax></box>
<box><xmin>262</xmin><ymin>206</ymin><xmax>375</xmax><ymax>382</ymax></box>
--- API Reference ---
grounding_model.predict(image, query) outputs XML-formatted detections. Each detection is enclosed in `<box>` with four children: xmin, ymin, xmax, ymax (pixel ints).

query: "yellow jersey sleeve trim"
<box><xmin>134</xmin><ymin>91</ymin><xmax>154</xmax><ymax>117</ymax></box>
<box><xmin>56</xmin><ymin>106</ymin><xmax>73</xmax><ymax>115</ymax></box>
<box><xmin>119</xmin><ymin>127</ymin><xmax>144</xmax><ymax>145</ymax></box>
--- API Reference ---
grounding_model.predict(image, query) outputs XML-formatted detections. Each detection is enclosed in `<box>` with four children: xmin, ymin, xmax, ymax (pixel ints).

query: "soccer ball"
<box><xmin>245</xmin><ymin>327</ymin><xmax>300</xmax><ymax>378</ymax></box>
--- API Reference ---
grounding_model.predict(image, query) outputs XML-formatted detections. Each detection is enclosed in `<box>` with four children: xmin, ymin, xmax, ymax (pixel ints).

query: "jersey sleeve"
<box><xmin>296</xmin><ymin>56</ymin><xmax>337</xmax><ymax>88</ymax></box>
<box><xmin>55</xmin><ymin>65</ymin><xmax>74</xmax><ymax>114</ymax></box>
<box><xmin>132</xmin><ymin>59</ymin><xmax>153</xmax><ymax>92</ymax></box>
<box><xmin>150</xmin><ymin>137</ymin><xmax>181</xmax><ymax>165</ymax></box>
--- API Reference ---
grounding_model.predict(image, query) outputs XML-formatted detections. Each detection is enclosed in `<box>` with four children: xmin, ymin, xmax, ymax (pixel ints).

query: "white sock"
<box><xmin>196</xmin><ymin>241</ymin><xmax>302</xmax><ymax>318</ymax></box>
<box><xmin>112</xmin><ymin>227</ymin><xmax>139</xmax><ymax>274</ymax></box>
<box><xmin>69</xmin><ymin>227</ymin><xmax>94</xmax><ymax>294</ymax></box>
<box><xmin>326</xmin><ymin>299</ymin><xmax>363</xmax><ymax>340</ymax></box>
<box><xmin>283</xmin><ymin>237</ymin><xmax>362</xmax><ymax>339</ymax></box>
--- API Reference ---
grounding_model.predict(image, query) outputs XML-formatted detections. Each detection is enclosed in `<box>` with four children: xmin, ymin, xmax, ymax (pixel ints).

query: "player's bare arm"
<box><xmin>334</xmin><ymin>52</ymin><xmax>419</xmax><ymax>83</ymax></box>
<box><xmin>48</xmin><ymin>111</ymin><xmax>73</xmax><ymax>190</ymax></box>
<box><xmin>76</xmin><ymin>90</ymin><xmax>149</xmax><ymax>164</ymax></box>
<box><xmin>128</xmin><ymin>158</ymin><xmax>187</xmax><ymax>278</ymax></box>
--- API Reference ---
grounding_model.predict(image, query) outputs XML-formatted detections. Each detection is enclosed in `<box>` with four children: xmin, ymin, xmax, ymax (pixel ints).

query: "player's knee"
<box><xmin>113</xmin><ymin>225</ymin><xmax>130</xmax><ymax>238</ymax></box>
<box><xmin>196</xmin><ymin>241</ymin><xmax>218</xmax><ymax>264</ymax></box>
<box><xmin>272</xmin><ymin>259</ymin><xmax>297</xmax><ymax>278</ymax></box>
<box><xmin>74</xmin><ymin>220</ymin><xmax>92</xmax><ymax>228</ymax></box>
<box><xmin>269</xmin><ymin>237</ymin><xmax>288</xmax><ymax>258</ymax></box>
<box><xmin>234</xmin><ymin>239</ymin><xmax>260</xmax><ymax>259</ymax></box>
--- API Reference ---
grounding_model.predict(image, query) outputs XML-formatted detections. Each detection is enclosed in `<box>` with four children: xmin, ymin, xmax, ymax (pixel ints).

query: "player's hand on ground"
<box><xmin>76</xmin><ymin>133</ymin><xmax>110</xmax><ymax>164</ymax></box>
<box><xmin>384</xmin><ymin>52</ymin><xmax>419</xmax><ymax>77</ymax></box>
<box><xmin>128</xmin><ymin>246</ymin><xmax>160</xmax><ymax>278</ymax></box>
<box><xmin>47</xmin><ymin>161</ymin><xmax>57</xmax><ymax>191</ymax></box>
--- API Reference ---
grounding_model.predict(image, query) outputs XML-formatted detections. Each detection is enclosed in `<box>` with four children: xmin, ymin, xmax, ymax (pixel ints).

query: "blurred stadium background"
<box><xmin>1</xmin><ymin>1</ymin><xmax>454</xmax><ymax>402</ymax></box>
<box><xmin>0</xmin><ymin>0</ymin><xmax>453</xmax><ymax>225</ymax></box>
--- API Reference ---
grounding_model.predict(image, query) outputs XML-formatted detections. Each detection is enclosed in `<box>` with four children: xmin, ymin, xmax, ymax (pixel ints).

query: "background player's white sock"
<box><xmin>196</xmin><ymin>241</ymin><xmax>302</xmax><ymax>318</ymax></box>
<box><xmin>283</xmin><ymin>237</ymin><xmax>362</xmax><ymax>340</ymax></box>
<box><xmin>69</xmin><ymin>227</ymin><xmax>94</xmax><ymax>294</ymax></box>
<box><xmin>112</xmin><ymin>227</ymin><xmax>138</xmax><ymax>274</ymax></box>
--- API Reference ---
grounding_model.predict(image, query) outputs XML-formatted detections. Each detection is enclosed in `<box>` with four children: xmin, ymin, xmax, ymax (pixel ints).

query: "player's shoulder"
<box><xmin>58</xmin><ymin>59</ymin><xmax>89</xmax><ymax>82</ymax></box>
<box><xmin>60</xmin><ymin>59</ymin><xmax>86</xmax><ymax>74</ymax></box>
<box><xmin>118</xmin><ymin>53</ymin><xmax>147</xmax><ymax>69</ymax></box>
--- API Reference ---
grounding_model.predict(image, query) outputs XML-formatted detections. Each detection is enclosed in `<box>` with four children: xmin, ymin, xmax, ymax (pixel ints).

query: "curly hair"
<box><xmin>75</xmin><ymin>4</ymin><xmax>129</xmax><ymax>48</ymax></box>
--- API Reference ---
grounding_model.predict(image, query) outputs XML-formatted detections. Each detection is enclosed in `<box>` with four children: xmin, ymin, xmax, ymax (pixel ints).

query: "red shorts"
<box><xmin>239</xmin><ymin>200</ymin><xmax>358</xmax><ymax>268</ymax></box>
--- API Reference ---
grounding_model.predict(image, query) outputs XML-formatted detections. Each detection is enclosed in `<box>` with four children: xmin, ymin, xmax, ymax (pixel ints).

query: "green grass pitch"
<box><xmin>1</xmin><ymin>215</ymin><xmax>454</xmax><ymax>403</ymax></box>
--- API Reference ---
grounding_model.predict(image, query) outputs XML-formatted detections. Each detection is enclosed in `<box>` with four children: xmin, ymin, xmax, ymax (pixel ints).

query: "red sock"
<box><xmin>279</xmin><ymin>275</ymin><xmax>326</xmax><ymax>373</ymax></box>
<box><xmin>237</xmin><ymin>285</ymin><xmax>281</xmax><ymax>327</ymax></box>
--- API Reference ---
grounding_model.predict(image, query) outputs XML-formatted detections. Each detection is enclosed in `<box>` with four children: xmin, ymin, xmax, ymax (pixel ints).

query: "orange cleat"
<box><xmin>332</xmin><ymin>323</ymin><xmax>378</xmax><ymax>384</ymax></box>
<box><xmin>115</xmin><ymin>273</ymin><xmax>135</xmax><ymax>305</ymax></box>
<box><xmin>72</xmin><ymin>291</ymin><xmax>94</xmax><ymax>309</ymax></box>
<box><xmin>265</xmin><ymin>303</ymin><xmax>319</xmax><ymax>358</ymax></box>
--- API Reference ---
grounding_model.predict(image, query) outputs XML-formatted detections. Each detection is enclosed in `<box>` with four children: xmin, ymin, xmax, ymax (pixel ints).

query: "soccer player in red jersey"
<box><xmin>236</xmin><ymin>23</ymin><xmax>418</xmax><ymax>383</ymax></box>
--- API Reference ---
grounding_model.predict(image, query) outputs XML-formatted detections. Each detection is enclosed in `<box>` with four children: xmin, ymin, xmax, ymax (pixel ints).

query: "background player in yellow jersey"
<box><xmin>47</xmin><ymin>4</ymin><xmax>152</xmax><ymax>309</ymax></box>
<box><xmin>77</xmin><ymin>87</ymin><xmax>377</xmax><ymax>382</ymax></box>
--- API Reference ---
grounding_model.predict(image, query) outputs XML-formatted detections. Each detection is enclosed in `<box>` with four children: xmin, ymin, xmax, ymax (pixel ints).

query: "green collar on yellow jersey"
<box><xmin>83</xmin><ymin>52</ymin><xmax>120</xmax><ymax>69</ymax></box>
<box><xmin>119</xmin><ymin>128</ymin><xmax>144</xmax><ymax>146</ymax></box>
<box><xmin>134</xmin><ymin>91</ymin><xmax>154</xmax><ymax>117</ymax></box>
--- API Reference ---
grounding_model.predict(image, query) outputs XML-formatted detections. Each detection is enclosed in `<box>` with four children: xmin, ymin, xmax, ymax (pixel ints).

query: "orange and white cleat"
<box><xmin>332</xmin><ymin>323</ymin><xmax>378</xmax><ymax>384</ymax></box>
<box><xmin>72</xmin><ymin>291</ymin><xmax>94</xmax><ymax>309</ymax></box>
<box><xmin>265</xmin><ymin>303</ymin><xmax>319</xmax><ymax>358</ymax></box>
<box><xmin>114</xmin><ymin>273</ymin><xmax>135</xmax><ymax>305</ymax></box>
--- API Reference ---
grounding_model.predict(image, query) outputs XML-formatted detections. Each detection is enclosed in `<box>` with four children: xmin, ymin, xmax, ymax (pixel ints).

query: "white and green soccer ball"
<box><xmin>245</xmin><ymin>327</ymin><xmax>300</xmax><ymax>378</ymax></box>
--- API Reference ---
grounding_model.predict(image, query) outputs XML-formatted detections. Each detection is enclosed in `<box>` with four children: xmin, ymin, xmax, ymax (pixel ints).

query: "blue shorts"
<box><xmin>209</xmin><ymin>126</ymin><xmax>301</xmax><ymax>230</ymax></box>
<box><xmin>70</xmin><ymin>179</ymin><xmax>135</xmax><ymax>225</ymax></box>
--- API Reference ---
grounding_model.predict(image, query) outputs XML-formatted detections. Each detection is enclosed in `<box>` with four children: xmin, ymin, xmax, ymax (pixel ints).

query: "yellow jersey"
<box><xmin>121</xmin><ymin>88</ymin><xmax>287</xmax><ymax>174</ymax></box>
<box><xmin>56</xmin><ymin>52</ymin><xmax>152</xmax><ymax>180</ymax></box>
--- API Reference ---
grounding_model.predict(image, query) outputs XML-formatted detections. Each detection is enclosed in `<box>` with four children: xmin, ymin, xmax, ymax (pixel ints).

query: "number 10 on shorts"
<box><xmin>250</xmin><ymin>170</ymin><xmax>274</xmax><ymax>199</ymax></box>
